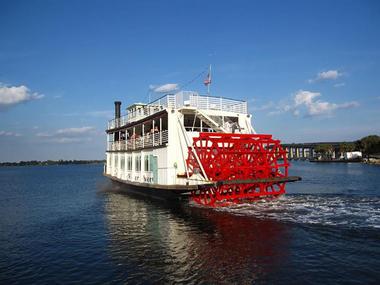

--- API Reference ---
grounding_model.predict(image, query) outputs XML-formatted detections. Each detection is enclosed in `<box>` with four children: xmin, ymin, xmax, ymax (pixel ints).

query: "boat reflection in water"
<box><xmin>103</xmin><ymin>184</ymin><xmax>291</xmax><ymax>284</ymax></box>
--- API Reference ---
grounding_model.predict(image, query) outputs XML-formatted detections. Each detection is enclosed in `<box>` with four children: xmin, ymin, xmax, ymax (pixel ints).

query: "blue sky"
<box><xmin>1</xmin><ymin>0</ymin><xmax>379</xmax><ymax>161</ymax></box>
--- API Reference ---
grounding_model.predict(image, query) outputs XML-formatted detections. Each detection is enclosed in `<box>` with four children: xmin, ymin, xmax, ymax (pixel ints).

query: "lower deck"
<box><xmin>104</xmin><ymin>173</ymin><xmax>200</xmax><ymax>203</ymax></box>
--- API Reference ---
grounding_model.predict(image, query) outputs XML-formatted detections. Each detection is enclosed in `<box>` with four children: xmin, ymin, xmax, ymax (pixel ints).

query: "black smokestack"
<box><xmin>114</xmin><ymin>101</ymin><xmax>121</xmax><ymax>119</ymax></box>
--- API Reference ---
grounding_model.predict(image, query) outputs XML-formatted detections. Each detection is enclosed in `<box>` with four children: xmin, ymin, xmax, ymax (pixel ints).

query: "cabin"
<box><xmin>105</xmin><ymin>91</ymin><xmax>253</xmax><ymax>186</ymax></box>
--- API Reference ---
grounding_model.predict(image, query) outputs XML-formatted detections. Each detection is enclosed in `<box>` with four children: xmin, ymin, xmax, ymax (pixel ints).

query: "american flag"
<box><xmin>204</xmin><ymin>72</ymin><xmax>211</xmax><ymax>86</ymax></box>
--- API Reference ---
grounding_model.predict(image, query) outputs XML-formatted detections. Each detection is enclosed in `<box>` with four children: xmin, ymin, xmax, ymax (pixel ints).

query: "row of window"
<box><xmin>113</xmin><ymin>154</ymin><xmax>150</xmax><ymax>172</ymax></box>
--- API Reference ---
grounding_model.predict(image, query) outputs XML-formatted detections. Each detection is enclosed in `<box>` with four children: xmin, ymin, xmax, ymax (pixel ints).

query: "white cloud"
<box><xmin>0</xmin><ymin>84</ymin><xmax>44</xmax><ymax>110</ymax></box>
<box><xmin>59</xmin><ymin>110</ymin><xmax>113</xmax><ymax>119</ymax></box>
<box><xmin>334</xmin><ymin>82</ymin><xmax>345</xmax><ymax>88</ymax></box>
<box><xmin>339</xmin><ymin>101</ymin><xmax>360</xmax><ymax>108</ymax></box>
<box><xmin>293</xmin><ymin>109</ymin><xmax>300</xmax><ymax>116</ymax></box>
<box><xmin>50</xmin><ymin>137</ymin><xmax>92</xmax><ymax>144</ymax></box>
<box><xmin>252</xmin><ymin>101</ymin><xmax>275</xmax><ymax>111</ymax></box>
<box><xmin>294</xmin><ymin>90</ymin><xmax>321</xmax><ymax>106</ymax></box>
<box><xmin>56</xmin><ymin>126</ymin><xmax>95</xmax><ymax>136</ymax></box>
<box><xmin>308</xmin><ymin>100</ymin><xmax>338</xmax><ymax>116</ymax></box>
<box><xmin>36</xmin><ymin>132</ymin><xmax>53</xmax><ymax>137</ymax></box>
<box><xmin>86</xmin><ymin>110</ymin><xmax>113</xmax><ymax>119</ymax></box>
<box><xmin>317</xmin><ymin>70</ymin><xmax>341</xmax><ymax>80</ymax></box>
<box><xmin>36</xmin><ymin>126</ymin><xmax>96</xmax><ymax>143</ymax></box>
<box><xmin>0</xmin><ymin>131</ymin><xmax>22</xmax><ymax>137</ymax></box>
<box><xmin>150</xmin><ymin>83</ymin><xmax>179</xmax><ymax>93</ymax></box>
<box><xmin>309</xmin><ymin>70</ymin><xmax>342</xmax><ymax>83</ymax></box>
<box><xmin>263</xmin><ymin>90</ymin><xmax>359</xmax><ymax>118</ymax></box>
<box><xmin>292</xmin><ymin>90</ymin><xmax>359</xmax><ymax>117</ymax></box>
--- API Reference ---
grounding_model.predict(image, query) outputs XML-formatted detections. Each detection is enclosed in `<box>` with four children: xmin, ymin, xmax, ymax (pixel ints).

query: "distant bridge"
<box><xmin>281</xmin><ymin>142</ymin><xmax>350</xmax><ymax>160</ymax></box>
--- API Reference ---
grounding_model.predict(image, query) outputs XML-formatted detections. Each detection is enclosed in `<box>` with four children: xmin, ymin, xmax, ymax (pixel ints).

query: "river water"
<box><xmin>0</xmin><ymin>161</ymin><xmax>379</xmax><ymax>284</ymax></box>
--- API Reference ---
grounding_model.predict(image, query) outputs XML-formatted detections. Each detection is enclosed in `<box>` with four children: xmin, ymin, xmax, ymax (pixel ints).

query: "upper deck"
<box><xmin>107</xmin><ymin>91</ymin><xmax>248</xmax><ymax>130</ymax></box>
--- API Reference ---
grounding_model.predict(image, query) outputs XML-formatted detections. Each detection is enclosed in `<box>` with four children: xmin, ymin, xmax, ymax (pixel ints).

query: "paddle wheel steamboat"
<box><xmin>104</xmin><ymin>90</ymin><xmax>300</xmax><ymax>207</ymax></box>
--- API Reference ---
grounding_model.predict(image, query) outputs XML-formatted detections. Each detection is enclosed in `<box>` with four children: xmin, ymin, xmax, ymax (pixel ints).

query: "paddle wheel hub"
<box><xmin>187</xmin><ymin>133</ymin><xmax>291</xmax><ymax>207</ymax></box>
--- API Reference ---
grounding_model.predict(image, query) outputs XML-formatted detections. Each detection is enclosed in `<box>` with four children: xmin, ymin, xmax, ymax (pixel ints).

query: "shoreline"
<box><xmin>0</xmin><ymin>160</ymin><xmax>105</xmax><ymax>167</ymax></box>
<box><xmin>289</xmin><ymin>158</ymin><xmax>380</xmax><ymax>165</ymax></box>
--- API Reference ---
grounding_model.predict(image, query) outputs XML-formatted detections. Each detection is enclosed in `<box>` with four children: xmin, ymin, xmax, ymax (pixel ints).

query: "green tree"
<box><xmin>339</xmin><ymin>142</ymin><xmax>355</xmax><ymax>153</ymax></box>
<box><xmin>357</xmin><ymin>135</ymin><xmax>380</xmax><ymax>157</ymax></box>
<box><xmin>315</xmin><ymin>144</ymin><xmax>334</xmax><ymax>159</ymax></box>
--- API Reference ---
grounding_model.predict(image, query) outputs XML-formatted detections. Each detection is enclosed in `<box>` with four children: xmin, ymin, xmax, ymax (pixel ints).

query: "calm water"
<box><xmin>0</xmin><ymin>161</ymin><xmax>379</xmax><ymax>284</ymax></box>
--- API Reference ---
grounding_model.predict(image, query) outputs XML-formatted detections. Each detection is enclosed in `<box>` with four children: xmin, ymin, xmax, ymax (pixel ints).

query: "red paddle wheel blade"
<box><xmin>186</xmin><ymin>133</ymin><xmax>290</xmax><ymax>207</ymax></box>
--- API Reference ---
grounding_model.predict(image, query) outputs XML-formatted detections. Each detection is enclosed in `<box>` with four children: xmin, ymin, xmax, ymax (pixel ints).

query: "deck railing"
<box><xmin>107</xmin><ymin>91</ymin><xmax>247</xmax><ymax>130</ymax></box>
<box><xmin>108</xmin><ymin>130</ymin><xmax>168</xmax><ymax>151</ymax></box>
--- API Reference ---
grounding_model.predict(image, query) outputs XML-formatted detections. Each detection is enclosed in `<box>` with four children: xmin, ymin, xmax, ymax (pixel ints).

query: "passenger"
<box><xmin>232</xmin><ymin>122</ymin><xmax>238</xmax><ymax>133</ymax></box>
<box><xmin>232</xmin><ymin>122</ymin><xmax>242</xmax><ymax>133</ymax></box>
<box><xmin>224</xmin><ymin>120</ymin><xmax>232</xmax><ymax>133</ymax></box>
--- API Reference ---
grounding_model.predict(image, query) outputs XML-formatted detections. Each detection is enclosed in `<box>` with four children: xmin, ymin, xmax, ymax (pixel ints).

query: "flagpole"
<box><xmin>208</xmin><ymin>64</ymin><xmax>211</xmax><ymax>95</ymax></box>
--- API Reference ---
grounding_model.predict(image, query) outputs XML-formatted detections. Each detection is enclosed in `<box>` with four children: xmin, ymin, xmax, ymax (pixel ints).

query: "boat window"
<box><xmin>115</xmin><ymin>154</ymin><xmax>118</xmax><ymax>168</ymax></box>
<box><xmin>120</xmin><ymin>155</ymin><xmax>125</xmax><ymax>170</ymax></box>
<box><xmin>127</xmin><ymin>155</ymin><xmax>132</xmax><ymax>171</ymax></box>
<box><xmin>120</xmin><ymin>131</ymin><xmax>126</xmax><ymax>141</ymax></box>
<box><xmin>144</xmin><ymin>155</ymin><xmax>149</xmax><ymax>171</ymax></box>
<box><xmin>135</xmin><ymin>155</ymin><xmax>141</xmax><ymax>171</ymax></box>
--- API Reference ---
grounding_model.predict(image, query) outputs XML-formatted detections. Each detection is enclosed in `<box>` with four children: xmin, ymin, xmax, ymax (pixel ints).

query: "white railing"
<box><xmin>108</xmin><ymin>130</ymin><xmax>168</xmax><ymax>151</ymax></box>
<box><xmin>189</xmin><ymin>94</ymin><xmax>247</xmax><ymax>114</ymax></box>
<box><xmin>107</xmin><ymin>91</ymin><xmax>247</xmax><ymax>130</ymax></box>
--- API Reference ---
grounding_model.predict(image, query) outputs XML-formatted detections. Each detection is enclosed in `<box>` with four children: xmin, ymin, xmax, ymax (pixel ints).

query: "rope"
<box><xmin>147</xmin><ymin>66</ymin><xmax>208</xmax><ymax>102</ymax></box>
<box><xmin>179</xmin><ymin>67</ymin><xmax>208</xmax><ymax>90</ymax></box>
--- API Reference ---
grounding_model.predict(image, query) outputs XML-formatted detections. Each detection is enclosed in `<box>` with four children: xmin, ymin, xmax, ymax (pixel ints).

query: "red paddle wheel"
<box><xmin>186</xmin><ymin>133</ymin><xmax>291</xmax><ymax>207</ymax></box>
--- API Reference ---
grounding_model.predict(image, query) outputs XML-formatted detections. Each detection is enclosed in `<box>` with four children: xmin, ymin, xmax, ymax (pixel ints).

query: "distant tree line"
<box><xmin>0</xmin><ymin>159</ymin><xmax>105</xmax><ymax>167</ymax></box>
<box><xmin>314</xmin><ymin>144</ymin><xmax>335</xmax><ymax>159</ymax></box>
<box><xmin>314</xmin><ymin>135</ymin><xmax>380</xmax><ymax>158</ymax></box>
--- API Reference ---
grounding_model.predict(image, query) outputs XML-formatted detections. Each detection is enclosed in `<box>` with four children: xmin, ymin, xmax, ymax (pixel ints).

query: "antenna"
<box><xmin>146</xmin><ymin>88</ymin><xmax>152</xmax><ymax>103</ymax></box>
